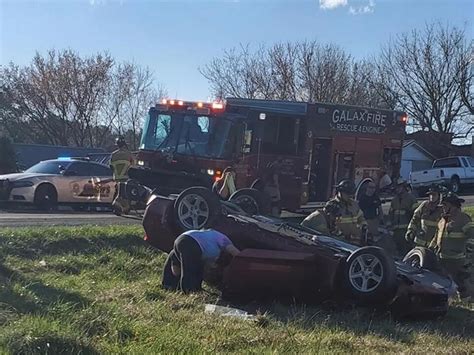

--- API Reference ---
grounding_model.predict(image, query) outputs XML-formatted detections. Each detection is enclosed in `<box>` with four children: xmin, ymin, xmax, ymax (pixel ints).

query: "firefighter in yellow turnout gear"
<box><xmin>329</xmin><ymin>180</ymin><xmax>367</xmax><ymax>246</ymax></box>
<box><xmin>429</xmin><ymin>193</ymin><xmax>474</xmax><ymax>298</ymax></box>
<box><xmin>389</xmin><ymin>178</ymin><xmax>418</xmax><ymax>256</ymax></box>
<box><xmin>110</xmin><ymin>136</ymin><xmax>134</xmax><ymax>215</ymax></box>
<box><xmin>301</xmin><ymin>200</ymin><xmax>343</xmax><ymax>237</ymax></box>
<box><xmin>406</xmin><ymin>184</ymin><xmax>443</xmax><ymax>248</ymax></box>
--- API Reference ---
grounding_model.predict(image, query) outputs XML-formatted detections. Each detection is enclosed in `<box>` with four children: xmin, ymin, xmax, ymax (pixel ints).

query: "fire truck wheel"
<box><xmin>174</xmin><ymin>187</ymin><xmax>221</xmax><ymax>231</ymax></box>
<box><xmin>340</xmin><ymin>246</ymin><xmax>397</xmax><ymax>304</ymax></box>
<box><xmin>229</xmin><ymin>188</ymin><xmax>271</xmax><ymax>216</ymax></box>
<box><xmin>403</xmin><ymin>247</ymin><xmax>440</xmax><ymax>272</ymax></box>
<box><xmin>355</xmin><ymin>178</ymin><xmax>373</xmax><ymax>201</ymax></box>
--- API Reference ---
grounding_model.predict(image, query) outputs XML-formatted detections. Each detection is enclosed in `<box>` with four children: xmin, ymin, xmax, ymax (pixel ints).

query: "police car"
<box><xmin>0</xmin><ymin>158</ymin><xmax>115</xmax><ymax>210</ymax></box>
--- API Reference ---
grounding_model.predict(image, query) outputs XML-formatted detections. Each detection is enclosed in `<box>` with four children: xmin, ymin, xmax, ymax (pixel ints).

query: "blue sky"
<box><xmin>1</xmin><ymin>0</ymin><xmax>472</xmax><ymax>100</ymax></box>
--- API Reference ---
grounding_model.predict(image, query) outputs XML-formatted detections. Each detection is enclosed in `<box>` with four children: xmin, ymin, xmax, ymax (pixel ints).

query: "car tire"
<box><xmin>174</xmin><ymin>187</ymin><xmax>221</xmax><ymax>231</ymax></box>
<box><xmin>341</xmin><ymin>246</ymin><xmax>397</xmax><ymax>304</ymax></box>
<box><xmin>229</xmin><ymin>188</ymin><xmax>271</xmax><ymax>216</ymax></box>
<box><xmin>403</xmin><ymin>247</ymin><xmax>440</xmax><ymax>272</ymax></box>
<box><xmin>450</xmin><ymin>176</ymin><xmax>460</xmax><ymax>193</ymax></box>
<box><xmin>34</xmin><ymin>184</ymin><xmax>58</xmax><ymax>211</ymax></box>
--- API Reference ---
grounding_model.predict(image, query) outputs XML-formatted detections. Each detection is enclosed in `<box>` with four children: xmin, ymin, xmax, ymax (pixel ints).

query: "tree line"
<box><xmin>0</xmin><ymin>22</ymin><xmax>472</xmax><ymax>150</ymax></box>
<box><xmin>0</xmin><ymin>50</ymin><xmax>165</xmax><ymax>150</ymax></box>
<box><xmin>201</xmin><ymin>23</ymin><xmax>473</xmax><ymax>141</ymax></box>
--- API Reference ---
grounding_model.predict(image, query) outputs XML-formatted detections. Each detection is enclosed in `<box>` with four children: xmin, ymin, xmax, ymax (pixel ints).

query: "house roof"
<box><xmin>403</xmin><ymin>140</ymin><xmax>436</xmax><ymax>159</ymax></box>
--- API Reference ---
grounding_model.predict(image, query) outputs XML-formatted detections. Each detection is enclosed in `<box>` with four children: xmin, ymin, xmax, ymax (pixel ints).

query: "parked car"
<box><xmin>0</xmin><ymin>158</ymin><xmax>115</xmax><ymax>210</ymax></box>
<box><xmin>410</xmin><ymin>156</ymin><xmax>474</xmax><ymax>194</ymax></box>
<box><xmin>142</xmin><ymin>187</ymin><xmax>456</xmax><ymax>318</ymax></box>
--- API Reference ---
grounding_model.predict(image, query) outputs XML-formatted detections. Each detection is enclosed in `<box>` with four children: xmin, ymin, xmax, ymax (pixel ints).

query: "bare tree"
<box><xmin>200</xmin><ymin>41</ymin><xmax>385</xmax><ymax>107</ymax></box>
<box><xmin>0</xmin><ymin>50</ymin><xmax>166</xmax><ymax>148</ymax></box>
<box><xmin>123</xmin><ymin>66</ymin><xmax>166</xmax><ymax>150</ymax></box>
<box><xmin>375</xmin><ymin>23</ymin><xmax>473</xmax><ymax>139</ymax></box>
<box><xmin>0</xmin><ymin>50</ymin><xmax>114</xmax><ymax>146</ymax></box>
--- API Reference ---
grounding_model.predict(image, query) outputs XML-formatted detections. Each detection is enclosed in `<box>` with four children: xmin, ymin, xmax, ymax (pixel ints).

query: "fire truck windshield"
<box><xmin>140</xmin><ymin>111</ymin><xmax>236</xmax><ymax>159</ymax></box>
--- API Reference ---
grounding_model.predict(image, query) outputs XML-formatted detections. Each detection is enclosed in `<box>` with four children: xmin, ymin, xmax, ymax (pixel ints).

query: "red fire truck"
<box><xmin>131</xmin><ymin>98</ymin><xmax>406</xmax><ymax>211</ymax></box>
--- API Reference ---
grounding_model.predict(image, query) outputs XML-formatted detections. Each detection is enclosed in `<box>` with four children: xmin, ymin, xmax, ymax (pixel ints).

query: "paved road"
<box><xmin>1</xmin><ymin>194</ymin><xmax>473</xmax><ymax>228</ymax></box>
<box><xmin>0</xmin><ymin>211</ymin><xmax>141</xmax><ymax>227</ymax></box>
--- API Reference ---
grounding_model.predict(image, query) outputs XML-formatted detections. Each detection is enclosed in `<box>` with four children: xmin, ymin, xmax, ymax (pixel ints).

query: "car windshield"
<box><xmin>140</xmin><ymin>111</ymin><xmax>238</xmax><ymax>159</ymax></box>
<box><xmin>24</xmin><ymin>161</ymin><xmax>71</xmax><ymax>174</ymax></box>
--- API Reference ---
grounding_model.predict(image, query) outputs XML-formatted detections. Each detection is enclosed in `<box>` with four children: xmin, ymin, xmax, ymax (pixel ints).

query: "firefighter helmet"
<box><xmin>440</xmin><ymin>192</ymin><xmax>465</xmax><ymax>207</ymax></box>
<box><xmin>115</xmin><ymin>136</ymin><xmax>127</xmax><ymax>148</ymax></box>
<box><xmin>335</xmin><ymin>179</ymin><xmax>356</xmax><ymax>195</ymax></box>
<box><xmin>426</xmin><ymin>184</ymin><xmax>443</xmax><ymax>195</ymax></box>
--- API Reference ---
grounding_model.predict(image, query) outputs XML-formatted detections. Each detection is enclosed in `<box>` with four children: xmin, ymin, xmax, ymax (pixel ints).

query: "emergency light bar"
<box><xmin>158</xmin><ymin>99</ymin><xmax>225</xmax><ymax>112</ymax></box>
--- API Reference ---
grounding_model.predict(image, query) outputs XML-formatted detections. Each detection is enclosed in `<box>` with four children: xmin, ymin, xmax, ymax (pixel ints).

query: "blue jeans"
<box><xmin>162</xmin><ymin>234</ymin><xmax>203</xmax><ymax>293</ymax></box>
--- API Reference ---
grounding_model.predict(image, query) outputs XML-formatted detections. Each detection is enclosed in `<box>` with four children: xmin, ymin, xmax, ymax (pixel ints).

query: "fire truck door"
<box><xmin>309</xmin><ymin>138</ymin><xmax>332</xmax><ymax>202</ymax></box>
<box><xmin>333</xmin><ymin>153</ymin><xmax>355</xmax><ymax>187</ymax></box>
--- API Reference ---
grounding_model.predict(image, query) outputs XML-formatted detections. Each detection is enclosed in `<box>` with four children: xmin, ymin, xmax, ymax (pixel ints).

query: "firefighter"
<box><xmin>212</xmin><ymin>167</ymin><xmax>236</xmax><ymax>200</ymax></box>
<box><xmin>329</xmin><ymin>180</ymin><xmax>368</xmax><ymax>246</ymax></box>
<box><xmin>388</xmin><ymin>178</ymin><xmax>418</xmax><ymax>256</ymax></box>
<box><xmin>358</xmin><ymin>181</ymin><xmax>384</xmax><ymax>237</ymax></box>
<box><xmin>110</xmin><ymin>136</ymin><xmax>134</xmax><ymax>214</ymax></box>
<box><xmin>301</xmin><ymin>200</ymin><xmax>343</xmax><ymax>237</ymax></box>
<box><xmin>429</xmin><ymin>193</ymin><xmax>474</xmax><ymax>298</ymax></box>
<box><xmin>405</xmin><ymin>184</ymin><xmax>443</xmax><ymax>248</ymax></box>
<box><xmin>263</xmin><ymin>158</ymin><xmax>283</xmax><ymax>217</ymax></box>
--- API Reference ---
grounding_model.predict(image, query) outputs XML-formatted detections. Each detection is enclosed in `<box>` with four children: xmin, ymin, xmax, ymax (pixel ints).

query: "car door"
<box><xmin>88</xmin><ymin>163</ymin><xmax>115</xmax><ymax>203</ymax></box>
<box><xmin>59</xmin><ymin>161</ymin><xmax>94</xmax><ymax>203</ymax></box>
<box><xmin>467</xmin><ymin>157</ymin><xmax>474</xmax><ymax>183</ymax></box>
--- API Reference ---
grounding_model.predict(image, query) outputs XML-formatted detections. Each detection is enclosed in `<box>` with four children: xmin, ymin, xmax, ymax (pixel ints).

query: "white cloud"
<box><xmin>319</xmin><ymin>0</ymin><xmax>375</xmax><ymax>14</ymax></box>
<box><xmin>319</xmin><ymin>0</ymin><xmax>348</xmax><ymax>10</ymax></box>
<box><xmin>349</xmin><ymin>0</ymin><xmax>375</xmax><ymax>15</ymax></box>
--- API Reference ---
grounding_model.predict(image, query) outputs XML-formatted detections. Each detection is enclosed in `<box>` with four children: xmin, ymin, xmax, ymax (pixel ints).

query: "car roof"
<box><xmin>40</xmin><ymin>158</ymin><xmax>110</xmax><ymax>168</ymax></box>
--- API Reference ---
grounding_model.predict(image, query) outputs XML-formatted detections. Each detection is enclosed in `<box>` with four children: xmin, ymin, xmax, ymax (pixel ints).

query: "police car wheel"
<box><xmin>34</xmin><ymin>184</ymin><xmax>58</xmax><ymax>211</ymax></box>
<box><xmin>174</xmin><ymin>187</ymin><xmax>221</xmax><ymax>231</ymax></box>
<box><xmin>341</xmin><ymin>246</ymin><xmax>397</xmax><ymax>304</ymax></box>
<box><xmin>403</xmin><ymin>247</ymin><xmax>440</xmax><ymax>272</ymax></box>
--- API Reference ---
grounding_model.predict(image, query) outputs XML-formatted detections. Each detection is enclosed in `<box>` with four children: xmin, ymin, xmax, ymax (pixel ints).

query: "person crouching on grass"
<box><xmin>162</xmin><ymin>229</ymin><xmax>240</xmax><ymax>293</ymax></box>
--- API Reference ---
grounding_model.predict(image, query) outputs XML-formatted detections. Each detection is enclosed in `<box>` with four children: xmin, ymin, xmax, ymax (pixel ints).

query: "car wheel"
<box><xmin>403</xmin><ymin>247</ymin><xmax>440</xmax><ymax>272</ymax></box>
<box><xmin>450</xmin><ymin>176</ymin><xmax>460</xmax><ymax>193</ymax></box>
<box><xmin>229</xmin><ymin>188</ymin><xmax>271</xmax><ymax>216</ymax></box>
<box><xmin>174</xmin><ymin>187</ymin><xmax>221</xmax><ymax>231</ymax></box>
<box><xmin>341</xmin><ymin>246</ymin><xmax>397</xmax><ymax>304</ymax></box>
<box><xmin>34</xmin><ymin>184</ymin><xmax>58</xmax><ymax>211</ymax></box>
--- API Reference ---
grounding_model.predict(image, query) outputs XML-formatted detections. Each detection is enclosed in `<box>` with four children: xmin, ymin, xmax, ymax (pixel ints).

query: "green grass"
<box><xmin>0</xmin><ymin>223</ymin><xmax>473</xmax><ymax>354</ymax></box>
<box><xmin>464</xmin><ymin>206</ymin><xmax>474</xmax><ymax>218</ymax></box>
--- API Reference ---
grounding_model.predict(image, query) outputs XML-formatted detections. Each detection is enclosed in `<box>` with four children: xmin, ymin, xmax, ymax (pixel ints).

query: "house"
<box><xmin>401</xmin><ymin>132</ymin><xmax>473</xmax><ymax>181</ymax></box>
<box><xmin>401</xmin><ymin>140</ymin><xmax>436</xmax><ymax>181</ymax></box>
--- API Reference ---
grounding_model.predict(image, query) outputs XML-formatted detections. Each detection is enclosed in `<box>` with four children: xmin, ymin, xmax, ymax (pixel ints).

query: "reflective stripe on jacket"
<box><xmin>301</xmin><ymin>210</ymin><xmax>330</xmax><ymax>235</ymax></box>
<box><xmin>430</xmin><ymin>211</ymin><xmax>474</xmax><ymax>260</ymax></box>
<box><xmin>407</xmin><ymin>200</ymin><xmax>443</xmax><ymax>247</ymax></box>
<box><xmin>332</xmin><ymin>197</ymin><xmax>367</xmax><ymax>244</ymax></box>
<box><xmin>111</xmin><ymin>148</ymin><xmax>133</xmax><ymax>181</ymax></box>
<box><xmin>389</xmin><ymin>192</ymin><xmax>417</xmax><ymax>231</ymax></box>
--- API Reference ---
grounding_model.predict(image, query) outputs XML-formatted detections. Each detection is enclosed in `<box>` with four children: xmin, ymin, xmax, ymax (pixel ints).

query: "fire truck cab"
<box><xmin>131</xmin><ymin>98</ymin><xmax>406</xmax><ymax>211</ymax></box>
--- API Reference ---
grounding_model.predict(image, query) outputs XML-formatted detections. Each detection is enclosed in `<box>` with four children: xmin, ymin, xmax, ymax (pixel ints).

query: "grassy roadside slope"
<box><xmin>0</xmin><ymin>222</ymin><xmax>473</xmax><ymax>354</ymax></box>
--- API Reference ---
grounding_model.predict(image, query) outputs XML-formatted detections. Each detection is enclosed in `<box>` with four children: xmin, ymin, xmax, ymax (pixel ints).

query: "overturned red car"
<box><xmin>142</xmin><ymin>187</ymin><xmax>456</xmax><ymax>318</ymax></box>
